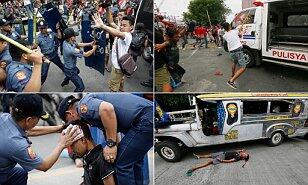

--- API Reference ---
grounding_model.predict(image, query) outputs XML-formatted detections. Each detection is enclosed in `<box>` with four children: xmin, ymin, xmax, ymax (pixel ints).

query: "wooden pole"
<box><xmin>206</xmin><ymin>9</ymin><xmax>212</xmax><ymax>27</ymax></box>
<box><xmin>0</xmin><ymin>33</ymin><xmax>32</xmax><ymax>53</ymax></box>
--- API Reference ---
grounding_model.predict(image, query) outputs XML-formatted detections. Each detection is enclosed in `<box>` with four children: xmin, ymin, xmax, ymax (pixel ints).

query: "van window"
<box><xmin>287</xmin><ymin>14</ymin><xmax>308</xmax><ymax>27</ymax></box>
<box><xmin>243</xmin><ymin>101</ymin><xmax>268</xmax><ymax>114</ymax></box>
<box><xmin>232</xmin><ymin>9</ymin><xmax>256</xmax><ymax>28</ymax></box>
<box><xmin>270</xmin><ymin>101</ymin><xmax>292</xmax><ymax>113</ymax></box>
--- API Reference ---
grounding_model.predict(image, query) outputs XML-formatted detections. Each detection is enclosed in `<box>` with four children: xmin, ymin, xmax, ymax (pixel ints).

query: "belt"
<box><xmin>230</xmin><ymin>47</ymin><xmax>243</xmax><ymax>53</ymax></box>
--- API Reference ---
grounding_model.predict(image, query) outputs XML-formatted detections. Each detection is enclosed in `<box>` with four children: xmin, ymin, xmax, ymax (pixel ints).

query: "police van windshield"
<box><xmin>231</xmin><ymin>9</ymin><xmax>256</xmax><ymax>29</ymax></box>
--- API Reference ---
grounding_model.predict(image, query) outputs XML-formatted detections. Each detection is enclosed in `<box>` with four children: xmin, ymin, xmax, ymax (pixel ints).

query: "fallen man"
<box><xmin>186</xmin><ymin>149</ymin><xmax>249</xmax><ymax>176</ymax></box>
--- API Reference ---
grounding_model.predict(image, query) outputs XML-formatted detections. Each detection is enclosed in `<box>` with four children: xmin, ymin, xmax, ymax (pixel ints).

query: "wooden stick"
<box><xmin>0</xmin><ymin>33</ymin><xmax>32</xmax><ymax>53</ymax></box>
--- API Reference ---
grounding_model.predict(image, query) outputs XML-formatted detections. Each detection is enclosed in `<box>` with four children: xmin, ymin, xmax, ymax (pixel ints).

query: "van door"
<box><xmin>221</xmin><ymin>100</ymin><xmax>242</xmax><ymax>134</ymax></box>
<box><xmin>232</xmin><ymin>8</ymin><xmax>258</xmax><ymax>49</ymax></box>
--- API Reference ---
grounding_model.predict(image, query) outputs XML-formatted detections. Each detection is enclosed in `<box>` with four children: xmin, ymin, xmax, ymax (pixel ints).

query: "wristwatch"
<box><xmin>106</xmin><ymin>139</ymin><xmax>116</xmax><ymax>147</ymax></box>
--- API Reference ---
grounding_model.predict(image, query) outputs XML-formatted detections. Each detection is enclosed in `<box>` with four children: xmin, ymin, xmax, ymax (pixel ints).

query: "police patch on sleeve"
<box><xmin>27</xmin><ymin>147</ymin><xmax>37</xmax><ymax>160</ymax></box>
<box><xmin>80</xmin><ymin>104</ymin><xmax>88</xmax><ymax>113</ymax></box>
<box><xmin>16</xmin><ymin>71</ymin><xmax>26</xmax><ymax>80</ymax></box>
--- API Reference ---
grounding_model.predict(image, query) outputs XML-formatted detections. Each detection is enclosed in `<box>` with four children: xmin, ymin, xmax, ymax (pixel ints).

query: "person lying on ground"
<box><xmin>186</xmin><ymin>149</ymin><xmax>249</xmax><ymax>176</ymax></box>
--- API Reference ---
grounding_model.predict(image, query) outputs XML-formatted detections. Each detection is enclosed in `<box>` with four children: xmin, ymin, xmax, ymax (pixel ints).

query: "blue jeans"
<box><xmin>63</xmin><ymin>67</ymin><xmax>85</xmax><ymax>92</ymax></box>
<box><xmin>116</xmin><ymin>108</ymin><xmax>153</xmax><ymax>185</ymax></box>
<box><xmin>0</xmin><ymin>167</ymin><xmax>28</xmax><ymax>185</ymax></box>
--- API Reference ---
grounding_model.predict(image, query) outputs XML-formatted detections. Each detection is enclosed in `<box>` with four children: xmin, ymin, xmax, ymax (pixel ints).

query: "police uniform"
<box><xmin>0</xmin><ymin>113</ymin><xmax>43</xmax><ymax>185</ymax></box>
<box><xmin>62</xmin><ymin>35</ymin><xmax>85</xmax><ymax>92</ymax></box>
<box><xmin>59</xmin><ymin>93</ymin><xmax>153</xmax><ymax>185</ymax></box>
<box><xmin>0</xmin><ymin>18</ymin><xmax>15</xmax><ymax>64</ymax></box>
<box><xmin>5</xmin><ymin>61</ymin><xmax>49</xmax><ymax>92</ymax></box>
<box><xmin>37</xmin><ymin>20</ymin><xmax>65</xmax><ymax>77</ymax></box>
<box><xmin>0</xmin><ymin>47</ymin><xmax>12</xmax><ymax>62</ymax></box>
<box><xmin>83</xmin><ymin>144</ymin><xmax>115</xmax><ymax>185</ymax></box>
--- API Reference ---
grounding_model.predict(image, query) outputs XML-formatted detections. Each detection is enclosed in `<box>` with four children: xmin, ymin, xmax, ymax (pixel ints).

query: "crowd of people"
<box><xmin>0</xmin><ymin>0</ymin><xmax>151</xmax><ymax>92</ymax></box>
<box><xmin>154</xmin><ymin>12</ymin><xmax>247</xmax><ymax>91</ymax></box>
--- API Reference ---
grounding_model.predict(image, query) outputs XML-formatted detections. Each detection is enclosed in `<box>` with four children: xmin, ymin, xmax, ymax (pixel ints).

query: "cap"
<box><xmin>63</xmin><ymin>28</ymin><xmax>79</xmax><ymax>39</ymax></box>
<box><xmin>0</xmin><ymin>19</ymin><xmax>10</xmax><ymax>26</ymax></box>
<box><xmin>12</xmin><ymin>94</ymin><xmax>49</xmax><ymax>120</ymax></box>
<box><xmin>57</xmin><ymin>95</ymin><xmax>80</xmax><ymax>121</ymax></box>
<box><xmin>37</xmin><ymin>20</ymin><xmax>47</xmax><ymax>28</ymax></box>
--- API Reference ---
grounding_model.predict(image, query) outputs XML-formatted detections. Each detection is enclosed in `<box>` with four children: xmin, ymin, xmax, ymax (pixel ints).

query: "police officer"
<box><xmin>36</xmin><ymin>20</ymin><xmax>65</xmax><ymax>83</ymax></box>
<box><xmin>0</xmin><ymin>94</ymin><xmax>76</xmax><ymax>185</ymax></box>
<box><xmin>5</xmin><ymin>39</ymin><xmax>49</xmax><ymax>92</ymax></box>
<box><xmin>57</xmin><ymin>93</ymin><xmax>153</xmax><ymax>185</ymax></box>
<box><xmin>0</xmin><ymin>37</ymin><xmax>12</xmax><ymax>62</ymax></box>
<box><xmin>62</xmin><ymin>27</ymin><xmax>97</xmax><ymax>92</ymax></box>
<box><xmin>0</xmin><ymin>19</ymin><xmax>15</xmax><ymax>64</ymax></box>
<box><xmin>0</xmin><ymin>18</ymin><xmax>27</xmax><ymax>41</ymax></box>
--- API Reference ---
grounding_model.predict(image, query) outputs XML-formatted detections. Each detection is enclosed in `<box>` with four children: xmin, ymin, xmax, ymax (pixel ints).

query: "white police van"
<box><xmin>225</xmin><ymin>0</ymin><xmax>308</xmax><ymax>69</ymax></box>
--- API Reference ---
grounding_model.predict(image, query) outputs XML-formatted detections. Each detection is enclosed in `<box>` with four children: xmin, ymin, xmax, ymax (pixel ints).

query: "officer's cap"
<box><xmin>37</xmin><ymin>19</ymin><xmax>48</xmax><ymax>28</ymax></box>
<box><xmin>0</xmin><ymin>19</ymin><xmax>10</xmax><ymax>26</ymax></box>
<box><xmin>63</xmin><ymin>28</ymin><xmax>79</xmax><ymax>39</ymax></box>
<box><xmin>12</xmin><ymin>94</ymin><xmax>49</xmax><ymax>120</ymax></box>
<box><xmin>57</xmin><ymin>95</ymin><xmax>80</xmax><ymax>122</ymax></box>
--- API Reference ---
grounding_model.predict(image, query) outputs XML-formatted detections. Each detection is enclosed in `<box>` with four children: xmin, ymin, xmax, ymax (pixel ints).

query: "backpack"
<box><xmin>130</xmin><ymin>31</ymin><xmax>146</xmax><ymax>51</ymax></box>
<box><xmin>165</xmin><ymin>42</ymin><xmax>179</xmax><ymax>67</ymax></box>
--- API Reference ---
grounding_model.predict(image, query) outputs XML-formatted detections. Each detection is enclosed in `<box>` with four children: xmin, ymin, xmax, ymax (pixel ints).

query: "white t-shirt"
<box><xmin>111</xmin><ymin>32</ymin><xmax>132</xmax><ymax>69</ymax></box>
<box><xmin>223</xmin><ymin>29</ymin><xmax>242</xmax><ymax>52</ymax></box>
<box><xmin>24</xmin><ymin>0</ymin><xmax>31</xmax><ymax>6</ymax></box>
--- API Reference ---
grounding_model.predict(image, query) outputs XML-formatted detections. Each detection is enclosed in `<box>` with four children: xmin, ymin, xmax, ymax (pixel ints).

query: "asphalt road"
<box><xmin>31</xmin><ymin>26</ymin><xmax>152</xmax><ymax>92</ymax></box>
<box><xmin>155</xmin><ymin>137</ymin><xmax>308</xmax><ymax>185</ymax></box>
<box><xmin>175</xmin><ymin>40</ymin><xmax>308</xmax><ymax>92</ymax></box>
<box><xmin>27</xmin><ymin>128</ymin><xmax>154</xmax><ymax>185</ymax></box>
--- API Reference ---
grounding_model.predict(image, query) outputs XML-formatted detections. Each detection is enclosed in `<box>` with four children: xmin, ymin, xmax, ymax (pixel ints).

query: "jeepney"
<box><xmin>155</xmin><ymin>93</ymin><xmax>308</xmax><ymax>162</ymax></box>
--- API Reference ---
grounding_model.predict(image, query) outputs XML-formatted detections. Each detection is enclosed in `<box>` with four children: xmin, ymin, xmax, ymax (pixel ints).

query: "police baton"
<box><xmin>0</xmin><ymin>33</ymin><xmax>33</xmax><ymax>53</ymax></box>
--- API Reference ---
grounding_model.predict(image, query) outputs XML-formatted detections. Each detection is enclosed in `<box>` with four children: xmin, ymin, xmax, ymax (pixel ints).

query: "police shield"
<box><xmin>81</xmin><ymin>20</ymin><xmax>106</xmax><ymax>75</ymax></box>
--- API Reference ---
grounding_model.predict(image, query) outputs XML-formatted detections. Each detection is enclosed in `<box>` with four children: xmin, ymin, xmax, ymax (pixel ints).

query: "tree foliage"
<box><xmin>183</xmin><ymin>0</ymin><xmax>231</xmax><ymax>26</ymax></box>
<box><xmin>156</xmin><ymin>94</ymin><xmax>195</xmax><ymax>112</ymax></box>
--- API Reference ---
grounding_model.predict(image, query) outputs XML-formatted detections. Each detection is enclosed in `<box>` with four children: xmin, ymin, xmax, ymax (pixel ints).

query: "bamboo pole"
<box><xmin>0</xmin><ymin>33</ymin><xmax>32</xmax><ymax>53</ymax></box>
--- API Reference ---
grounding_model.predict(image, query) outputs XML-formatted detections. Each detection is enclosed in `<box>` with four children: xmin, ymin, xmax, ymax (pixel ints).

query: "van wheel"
<box><xmin>243</xmin><ymin>48</ymin><xmax>256</xmax><ymax>68</ymax></box>
<box><xmin>156</xmin><ymin>141</ymin><xmax>182</xmax><ymax>162</ymax></box>
<box><xmin>268</xmin><ymin>132</ymin><xmax>284</xmax><ymax>146</ymax></box>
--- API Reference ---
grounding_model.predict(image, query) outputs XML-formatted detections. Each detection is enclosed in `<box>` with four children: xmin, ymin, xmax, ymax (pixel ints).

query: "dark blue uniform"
<box><xmin>0</xmin><ymin>48</ymin><xmax>12</xmax><ymax>62</ymax></box>
<box><xmin>0</xmin><ymin>113</ymin><xmax>43</xmax><ymax>185</ymax></box>
<box><xmin>37</xmin><ymin>32</ymin><xmax>65</xmax><ymax>83</ymax></box>
<box><xmin>62</xmin><ymin>40</ymin><xmax>85</xmax><ymax>92</ymax></box>
<box><xmin>76</xmin><ymin>93</ymin><xmax>153</xmax><ymax>185</ymax></box>
<box><xmin>0</xmin><ymin>30</ymin><xmax>19</xmax><ymax>64</ymax></box>
<box><xmin>5</xmin><ymin>61</ymin><xmax>49</xmax><ymax>92</ymax></box>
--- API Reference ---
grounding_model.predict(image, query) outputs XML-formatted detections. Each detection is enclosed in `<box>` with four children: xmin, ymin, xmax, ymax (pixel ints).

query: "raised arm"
<box><xmin>92</xmin><ymin>13</ymin><xmax>126</xmax><ymax>40</ymax></box>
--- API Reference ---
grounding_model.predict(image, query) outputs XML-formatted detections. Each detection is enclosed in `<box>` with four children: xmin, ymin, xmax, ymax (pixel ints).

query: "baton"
<box><xmin>0</xmin><ymin>33</ymin><xmax>32</xmax><ymax>53</ymax></box>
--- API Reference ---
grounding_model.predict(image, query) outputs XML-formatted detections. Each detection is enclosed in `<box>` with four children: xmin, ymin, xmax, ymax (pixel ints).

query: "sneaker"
<box><xmin>193</xmin><ymin>153</ymin><xmax>200</xmax><ymax>159</ymax></box>
<box><xmin>61</xmin><ymin>79</ymin><xmax>69</xmax><ymax>87</ymax></box>
<box><xmin>186</xmin><ymin>169</ymin><xmax>193</xmax><ymax>177</ymax></box>
<box><xmin>227</xmin><ymin>81</ymin><xmax>237</xmax><ymax>89</ymax></box>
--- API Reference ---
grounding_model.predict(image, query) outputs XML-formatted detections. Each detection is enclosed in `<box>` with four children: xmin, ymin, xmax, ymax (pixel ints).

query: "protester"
<box><xmin>222</xmin><ymin>22</ymin><xmax>247</xmax><ymax>89</ymax></box>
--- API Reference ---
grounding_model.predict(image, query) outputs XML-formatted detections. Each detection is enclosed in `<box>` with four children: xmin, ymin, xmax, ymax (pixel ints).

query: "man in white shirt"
<box><xmin>92</xmin><ymin>13</ymin><xmax>134</xmax><ymax>92</ymax></box>
<box><xmin>222</xmin><ymin>22</ymin><xmax>246</xmax><ymax>89</ymax></box>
